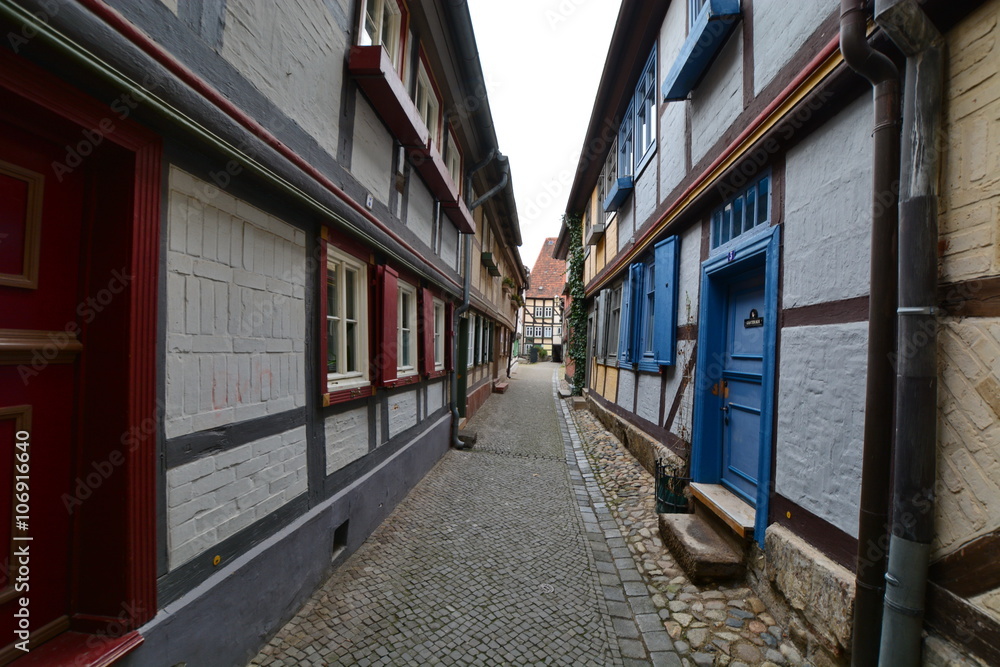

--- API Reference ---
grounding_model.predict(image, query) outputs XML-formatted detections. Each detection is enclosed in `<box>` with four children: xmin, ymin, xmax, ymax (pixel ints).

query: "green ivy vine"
<box><xmin>565</xmin><ymin>214</ymin><xmax>587</xmax><ymax>396</ymax></box>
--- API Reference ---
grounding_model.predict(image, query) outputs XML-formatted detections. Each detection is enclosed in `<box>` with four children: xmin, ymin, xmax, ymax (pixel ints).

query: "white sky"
<box><xmin>467</xmin><ymin>0</ymin><xmax>621</xmax><ymax>271</ymax></box>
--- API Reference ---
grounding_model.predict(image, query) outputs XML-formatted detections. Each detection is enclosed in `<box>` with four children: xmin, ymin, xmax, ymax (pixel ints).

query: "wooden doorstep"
<box><xmin>690</xmin><ymin>482</ymin><xmax>755</xmax><ymax>539</ymax></box>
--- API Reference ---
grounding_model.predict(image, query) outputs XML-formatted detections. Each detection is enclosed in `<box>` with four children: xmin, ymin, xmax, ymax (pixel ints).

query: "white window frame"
<box><xmin>433</xmin><ymin>298</ymin><xmax>445</xmax><ymax>371</ymax></box>
<box><xmin>534</xmin><ymin>305</ymin><xmax>544</xmax><ymax>318</ymax></box>
<box><xmin>397</xmin><ymin>280</ymin><xmax>418</xmax><ymax>376</ymax></box>
<box><xmin>327</xmin><ymin>247</ymin><xmax>369</xmax><ymax>391</ymax></box>
<box><xmin>415</xmin><ymin>60</ymin><xmax>441</xmax><ymax>149</ymax></box>
<box><xmin>359</xmin><ymin>0</ymin><xmax>403</xmax><ymax>71</ymax></box>
<box><xmin>444</xmin><ymin>128</ymin><xmax>462</xmax><ymax>193</ymax></box>
<box><xmin>544</xmin><ymin>326</ymin><xmax>552</xmax><ymax>338</ymax></box>
<box><xmin>555</xmin><ymin>326</ymin><xmax>562</xmax><ymax>337</ymax></box>
<box><xmin>467</xmin><ymin>314</ymin><xmax>475</xmax><ymax>369</ymax></box>
<box><xmin>544</xmin><ymin>306</ymin><xmax>553</xmax><ymax>318</ymax></box>
<box><xmin>634</xmin><ymin>49</ymin><xmax>657</xmax><ymax>173</ymax></box>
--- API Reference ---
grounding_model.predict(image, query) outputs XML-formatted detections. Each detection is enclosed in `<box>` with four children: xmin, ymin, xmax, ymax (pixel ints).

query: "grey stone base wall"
<box><xmin>584</xmin><ymin>391</ymin><xmax>685</xmax><ymax>477</ymax></box>
<box><xmin>120</xmin><ymin>414</ymin><xmax>451</xmax><ymax>667</ymax></box>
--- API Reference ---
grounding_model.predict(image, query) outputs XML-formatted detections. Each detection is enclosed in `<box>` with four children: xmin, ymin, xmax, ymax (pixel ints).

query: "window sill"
<box><xmin>384</xmin><ymin>373</ymin><xmax>420</xmax><ymax>389</ymax></box>
<box><xmin>427</xmin><ymin>368</ymin><xmax>447</xmax><ymax>380</ymax></box>
<box><xmin>348</xmin><ymin>45</ymin><xmax>428</xmax><ymax>148</ymax></box>
<box><xmin>663</xmin><ymin>0</ymin><xmax>741</xmax><ymax>102</ymax></box>
<box><xmin>603</xmin><ymin>176</ymin><xmax>634</xmax><ymax>213</ymax></box>
<box><xmin>324</xmin><ymin>383</ymin><xmax>374</xmax><ymax>407</ymax></box>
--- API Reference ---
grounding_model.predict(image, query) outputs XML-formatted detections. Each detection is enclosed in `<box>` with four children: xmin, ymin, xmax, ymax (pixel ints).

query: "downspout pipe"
<box><xmin>873</xmin><ymin>2</ymin><xmax>944</xmax><ymax>664</ymax></box>
<box><xmin>450</xmin><ymin>152</ymin><xmax>509</xmax><ymax>448</ymax></box>
<box><xmin>840</xmin><ymin>3</ymin><xmax>901</xmax><ymax>665</ymax></box>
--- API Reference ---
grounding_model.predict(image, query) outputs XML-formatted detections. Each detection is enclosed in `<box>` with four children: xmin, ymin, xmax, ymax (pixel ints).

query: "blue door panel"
<box><xmin>720</xmin><ymin>272</ymin><xmax>765</xmax><ymax>504</ymax></box>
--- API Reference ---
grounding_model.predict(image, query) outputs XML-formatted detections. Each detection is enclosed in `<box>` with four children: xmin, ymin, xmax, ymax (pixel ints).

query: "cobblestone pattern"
<box><xmin>250</xmin><ymin>363</ymin><xmax>631</xmax><ymax>666</ymax></box>
<box><xmin>567</xmin><ymin>401</ymin><xmax>810</xmax><ymax>667</ymax></box>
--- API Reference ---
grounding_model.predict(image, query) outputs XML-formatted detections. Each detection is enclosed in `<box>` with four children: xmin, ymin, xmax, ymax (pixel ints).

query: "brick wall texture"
<box><xmin>935</xmin><ymin>0</ymin><xmax>1000</xmax><ymax>606</ymax></box>
<box><xmin>166</xmin><ymin>426</ymin><xmax>308</xmax><ymax>569</ymax></box>
<box><xmin>165</xmin><ymin>167</ymin><xmax>307</xmax><ymax>438</ymax></box>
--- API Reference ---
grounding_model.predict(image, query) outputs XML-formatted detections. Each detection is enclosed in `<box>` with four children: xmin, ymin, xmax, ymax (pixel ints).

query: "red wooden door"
<box><xmin>0</xmin><ymin>118</ymin><xmax>87</xmax><ymax>656</ymax></box>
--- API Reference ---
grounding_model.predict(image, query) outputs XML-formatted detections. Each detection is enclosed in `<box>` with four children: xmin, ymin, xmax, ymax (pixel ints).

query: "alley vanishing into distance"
<box><xmin>251</xmin><ymin>363</ymin><xmax>801</xmax><ymax>667</ymax></box>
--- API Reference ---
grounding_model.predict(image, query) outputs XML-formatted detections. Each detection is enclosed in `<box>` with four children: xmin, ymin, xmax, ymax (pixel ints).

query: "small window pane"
<box><xmin>758</xmin><ymin>177</ymin><xmax>770</xmax><ymax>225</ymax></box>
<box><xmin>721</xmin><ymin>205</ymin><xmax>732</xmax><ymax>245</ymax></box>
<box><xmin>745</xmin><ymin>187</ymin><xmax>757</xmax><ymax>233</ymax></box>
<box><xmin>346</xmin><ymin>321</ymin><xmax>356</xmax><ymax>372</ymax></box>
<box><xmin>327</xmin><ymin>320</ymin><xmax>339</xmax><ymax>373</ymax></box>
<box><xmin>733</xmin><ymin>197</ymin><xmax>744</xmax><ymax>237</ymax></box>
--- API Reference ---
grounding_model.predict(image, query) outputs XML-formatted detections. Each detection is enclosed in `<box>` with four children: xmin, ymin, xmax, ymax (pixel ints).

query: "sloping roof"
<box><xmin>528</xmin><ymin>238</ymin><xmax>566</xmax><ymax>299</ymax></box>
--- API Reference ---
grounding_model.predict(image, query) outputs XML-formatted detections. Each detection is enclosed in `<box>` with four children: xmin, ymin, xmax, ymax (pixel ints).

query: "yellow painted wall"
<box><xmin>934</xmin><ymin>0</ymin><xmax>1000</xmax><ymax>605</ymax></box>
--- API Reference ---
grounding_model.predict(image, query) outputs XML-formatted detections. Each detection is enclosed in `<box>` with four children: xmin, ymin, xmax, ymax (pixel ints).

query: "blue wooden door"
<box><xmin>720</xmin><ymin>271</ymin><xmax>766</xmax><ymax>504</ymax></box>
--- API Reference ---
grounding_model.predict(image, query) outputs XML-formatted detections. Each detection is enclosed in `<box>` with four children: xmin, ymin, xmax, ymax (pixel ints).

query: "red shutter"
<box><xmin>376</xmin><ymin>265</ymin><xmax>398</xmax><ymax>386</ymax></box>
<box><xmin>419</xmin><ymin>287</ymin><xmax>435</xmax><ymax>376</ymax></box>
<box><xmin>445</xmin><ymin>302</ymin><xmax>455</xmax><ymax>371</ymax></box>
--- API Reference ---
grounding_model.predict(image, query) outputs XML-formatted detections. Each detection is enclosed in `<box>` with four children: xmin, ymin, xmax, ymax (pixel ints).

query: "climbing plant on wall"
<box><xmin>565</xmin><ymin>214</ymin><xmax>587</xmax><ymax>396</ymax></box>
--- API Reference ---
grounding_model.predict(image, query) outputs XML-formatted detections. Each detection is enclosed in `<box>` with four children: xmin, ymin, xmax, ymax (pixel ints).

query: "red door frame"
<box><xmin>0</xmin><ymin>48</ymin><xmax>160</xmax><ymax>633</ymax></box>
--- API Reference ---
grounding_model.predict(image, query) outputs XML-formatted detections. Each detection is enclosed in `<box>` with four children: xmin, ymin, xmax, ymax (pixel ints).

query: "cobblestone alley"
<box><xmin>250</xmin><ymin>363</ymin><xmax>803</xmax><ymax>667</ymax></box>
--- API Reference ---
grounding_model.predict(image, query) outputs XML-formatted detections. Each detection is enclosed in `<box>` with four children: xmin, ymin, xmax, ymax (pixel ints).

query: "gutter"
<box><xmin>872</xmin><ymin>1</ymin><xmax>944</xmax><ymax>664</ymax></box>
<box><xmin>840</xmin><ymin>3</ymin><xmax>901</xmax><ymax>665</ymax></box>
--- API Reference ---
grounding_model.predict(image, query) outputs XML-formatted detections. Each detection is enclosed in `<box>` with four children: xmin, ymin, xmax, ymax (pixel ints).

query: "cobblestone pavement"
<box><xmin>250</xmin><ymin>362</ymin><xmax>679</xmax><ymax>666</ymax></box>
<box><xmin>564</xmin><ymin>388</ymin><xmax>808</xmax><ymax>667</ymax></box>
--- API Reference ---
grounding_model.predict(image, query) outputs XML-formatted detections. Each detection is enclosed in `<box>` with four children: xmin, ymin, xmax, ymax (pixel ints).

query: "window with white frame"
<box><xmin>544</xmin><ymin>305</ymin><xmax>553</xmax><ymax>318</ymax></box>
<box><xmin>544</xmin><ymin>326</ymin><xmax>552</xmax><ymax>338</ymax></box>
<box><xmin>359</xmin><ymin>0</ymin><xmax>403</xmax><ymax>71</ymax></box>
<box><xmin>618</xmin><ymin>99</ymin><xmax>635</xmax><ymax>180</ymax></box>
<box><xmin>600</xmin><ymin>138</ymin><xmax>617</xmax><ymax>219</ymax></box>
<box><xmin>642</xmin><ymin>258</ymin><xmax>656</xmax><ymax>356</ymax></box>
<box><xmin>634</xmin><ymin>48</ymin><xmax>657</xmax><ymax>170</ymax></box>
<box><xmin>689</xmin><ymin>0</ymin><xmax>710</xmax><ymax>28</ymax></box>
<box><xmin>433</xmin><ymin>298</ymin><xmax>445</xmax><ymax>371</ymax></box>
<box><xmin>555</xmin><ymin>326</ymin><xmax>562</xmax><ymax>337</ymax></box>
<box><xmin>415</xmin><ymin>61</ymin><xmax>441</xmax><ymax>148</ymax></box>
<box><xmin>534</xmin><ymin>305</ymin><xmax>544</xmax><ymax>318</ymax></box>
<box><xmin>397</xmin><ymin>280</ymin><xmax>417</xmax><ymax>376</ymax></box>
<box><xmin>327</xmin><ymin>247</ymin><xmax>369</xmax><ymax>389</ymax></box>
<box><xmin>466</xmin><ymin>314</ymin><xmax>475</xmax><ymax>369</ymax></box>
<box><xmin>445</xmin><ymin>128</ymin><xmax>462</xmax><ymax>193</ymax></box>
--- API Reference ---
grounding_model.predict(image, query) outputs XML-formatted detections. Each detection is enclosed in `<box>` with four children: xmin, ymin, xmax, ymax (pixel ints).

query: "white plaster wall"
<box><xmin>221</xmin><ymin>0</ymin><xmax>347</xmax><ymax>159</ymax></box>
<box><xmin>658</xmin><ymin>0</ymin><xmax>689</xmax><ymax>201</ymax></box>
<box><xmin>677</xmin><ymin>224</ymin><xmax>702</xmax><ymax>326</ymax></box>
<box><xmin>635</xmin><ymin>373</ymin><xmax>661</xmax><ymax>425</ymax></box>
<box><xmin>407</xmin><ymin>178</ymin><xmax>435</xmax><ymax>244</ymax></box>
<box><xmin>783</xmin><ymin>96</ymin><xmax>872</xmax><ymax>308</ymax></box>
<box><xmin>634</xmin><ymin>158</ymin><xmax>658</xmax><ymax>228</ymax></box>
<box><xmin>325</xmin><ymin>405</ymin><xmax>369</xmax><ymax>475</ymax></box>
<box><xmin>617</xmin><ymin>367</ymin><xmax>636</xmax><ymax>413</ymax></box>
<box><xmin>351</xmin><ymin>96</ymin><xmax>393</xmax><ymax>205</ymax></box>
<box><xmin>166</xmin><ymin>426</ymin><xmax>307</xmax><ymax>569</ymax></box>
<box><xmin>753</xmin><ymin>0</ymin><xmax>834</xmax><ymax>96</ymax></box>
<box><xmin>659</xmin><ymin>104</ymin><xmax>687</xmax><ymax>201</ymax></box>
<box><xmin>388</xmin><ymin>388</ymin><xmax>419</xmax><ymax>439</ymax></box>
<box><xmin>165</xmin><ymin>168</ymin><xmax>306</xmax><ymax>439</ymax></box>
<box><xmin>617</xmin><ymin>205</ymin><xmax>634</xmax><ymax>253</ymax></box>
<box><xmin>427</xmin><ymin>380</ymin><xmax>445</xmax><ymax>414</ymax></box>
<box><xmin>441</xmin><ymin>220</ymin><xmax>459</xmax><ymax>271</ymax></box>
<box><xmin>775</xmin><ymin>322</ymin><xmax>868</xmax><ymax>538</ymax></box>
<box><xmin>691</xmin><ymin>25</ymin><xmax>744</xmax><ymax>166</ymax></box>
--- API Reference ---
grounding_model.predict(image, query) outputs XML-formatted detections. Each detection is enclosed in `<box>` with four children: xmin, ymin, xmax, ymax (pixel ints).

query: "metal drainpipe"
<box><xmin>450</xmin><ymin>152</ymin><xmax>509</xmax><ymax>448</ymax></box>
<box><xmin>840</xmin><ymin>2</ymin><xmax>901</xmax><ymax>664</ymax></box>
<box><xmin>873</xmin><ymin>2</ymin><xmax>944</xmax><ymax>664</ymax></box>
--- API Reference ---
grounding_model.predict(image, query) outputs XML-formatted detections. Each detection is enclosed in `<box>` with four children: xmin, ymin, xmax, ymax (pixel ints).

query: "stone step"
<box><xmin>493</xmin><ymin>381</ymin><xmax>509</xmax><ymax>394</ymax></box>
<box><xmin>658</xmin><ymin>513</ymin><xmax>745</xmax><ymax>584</ymax></box>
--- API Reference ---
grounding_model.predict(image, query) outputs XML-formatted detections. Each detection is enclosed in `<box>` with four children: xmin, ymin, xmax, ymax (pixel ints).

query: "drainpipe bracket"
<box><xmin>897</xmin><ymin>306</ymin><xmax>936</xmax><ymax>315</ymax></box>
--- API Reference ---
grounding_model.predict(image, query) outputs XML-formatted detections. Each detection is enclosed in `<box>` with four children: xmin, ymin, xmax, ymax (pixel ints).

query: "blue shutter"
<box><xmin>618</xmin><ymin>271</ymin><xmax>632</xmax><ymax>363</ymax></box>
<box><xmin>654</xmin><ymin>236</ymin><xmax>680</xmax><ymax>365</ymax></box>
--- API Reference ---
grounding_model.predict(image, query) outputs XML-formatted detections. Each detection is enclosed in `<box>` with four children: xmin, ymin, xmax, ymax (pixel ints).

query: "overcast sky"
<box><xmin>467</xmin><ymin>0</ymin><xmax>621</xmax><ymax>272</ymax></box>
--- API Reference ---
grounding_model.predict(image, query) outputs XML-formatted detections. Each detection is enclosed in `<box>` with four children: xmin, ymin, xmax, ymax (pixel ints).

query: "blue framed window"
<box><xmin>605</xmin><ymin>46</ymin><xmax>657</xmax><ymax>213</ymax></box>
<box><xmin>663</xmin><ymin>0</ymin><xmax>741</xmax><ymax>101</ymax></box>
<box><xmin>618</xmin><ymin>236</ymin><xmax>681</xmax><ymax>369</ymax></box>
<box><xmin>711</xmin><ymin>173</ymin><xmax>770</xmax><ymax>251</ymax></box>
<box><xmin>606</xmin><ymin>284</ymin><xmax>622</xmax><ymax>362</ymax></box>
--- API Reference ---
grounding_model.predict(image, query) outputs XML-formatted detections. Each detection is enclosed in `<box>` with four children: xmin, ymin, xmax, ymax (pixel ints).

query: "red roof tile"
<box><xmin>528</xmin><ymin>238</ymin><xmax>566</xmax><ymax>299</ymax></box>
